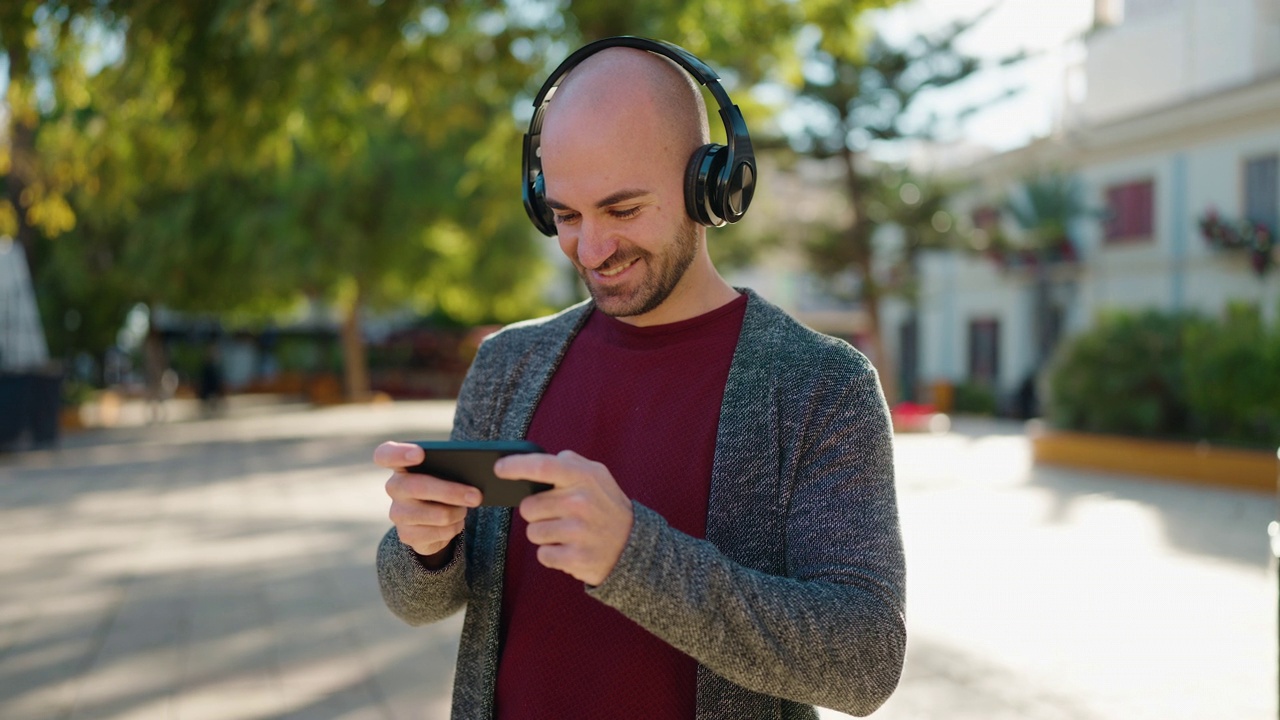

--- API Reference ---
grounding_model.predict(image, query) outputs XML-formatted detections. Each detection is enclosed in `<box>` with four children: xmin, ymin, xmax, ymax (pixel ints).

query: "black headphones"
<box><xmin>522</xmin><ymin>36</ymin><xmax>756</xmax><ymax>237</ymax></box>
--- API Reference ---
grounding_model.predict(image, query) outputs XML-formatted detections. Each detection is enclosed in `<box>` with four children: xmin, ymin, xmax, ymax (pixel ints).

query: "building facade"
<box><xmin>887</xmin><ymin>0</ymin><xmax>1280</xmax><ymax>413</ymax></box>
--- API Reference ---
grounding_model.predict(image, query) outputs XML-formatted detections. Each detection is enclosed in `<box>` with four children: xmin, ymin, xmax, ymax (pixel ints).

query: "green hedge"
<box><xmin>1046</xmin><ymin>304</ymin><xmax>1280</xmax><ymax>448</ymax></box>
<box><xmin>1182</xmin><ymin>304</ymin><xmax>1280</xmax><ymax>445</ymax></box>
<box><xmin>952</xmin><ymin>381</ymin><xmax>998</xmax><ymax>416</ymax></box>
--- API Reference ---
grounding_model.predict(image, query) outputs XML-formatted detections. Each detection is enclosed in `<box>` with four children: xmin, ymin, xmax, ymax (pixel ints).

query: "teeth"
<box><xmin>598</xmin><ymin>258</ymin><xmax>637</xmax><ymax>277</ymax></box>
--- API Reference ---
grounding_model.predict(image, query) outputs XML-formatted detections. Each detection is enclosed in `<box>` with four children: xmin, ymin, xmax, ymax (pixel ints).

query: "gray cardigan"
<box><xmin>377</xmin><ymin>289</ymin><xmax>906</xmax><ymax>719</ymax></box>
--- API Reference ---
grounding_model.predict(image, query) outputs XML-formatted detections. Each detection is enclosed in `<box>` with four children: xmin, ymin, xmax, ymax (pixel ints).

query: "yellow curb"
<box><xmin>1031</xmin><ymin>430</ymin><xmax>1277</xmax><ymax>494</ymax></box>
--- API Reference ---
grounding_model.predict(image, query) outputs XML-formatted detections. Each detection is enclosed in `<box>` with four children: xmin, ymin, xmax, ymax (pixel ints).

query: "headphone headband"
<box><xmin>530</xmin><ymin>37</ymin><xmax>734</xmax><ymax>109</ymax></box>
<box><xmin>522</xmin><ymin>36</ymin><xmax>756</xmax><ymax>236</ymax></box>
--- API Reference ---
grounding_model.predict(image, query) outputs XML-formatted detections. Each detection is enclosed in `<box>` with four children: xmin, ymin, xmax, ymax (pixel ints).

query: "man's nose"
<box><xmin>575</xmin><ymin>217</ymin><xmax>619</xmax><ymax>269</ymax></box>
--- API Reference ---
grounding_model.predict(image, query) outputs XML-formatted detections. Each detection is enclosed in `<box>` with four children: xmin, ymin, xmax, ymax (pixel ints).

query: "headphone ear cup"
<box><xmin>522</xmin><ymin>129</ymin><xmax>557</xmax><ymax>237</ymax></box>
<box><xmin>525</xmin><ymin>172</ymin><xmax>557</xmax><ymax>237</ymax></box>
<box><xmin>684</xmin><ymin>143</ymin><xmax>728</xmax><ymax>227</ymax></box>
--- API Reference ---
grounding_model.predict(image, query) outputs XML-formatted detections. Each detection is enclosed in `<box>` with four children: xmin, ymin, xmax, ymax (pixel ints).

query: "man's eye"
<box><xmin>554</xmin><ymin>213</ymin><xmax>580</xmax><ymax>225</ymax></box>
<box><xmin>610</xmin><ymin>207</ymin><xmax>641</xmax><ymax>219</ymax></box>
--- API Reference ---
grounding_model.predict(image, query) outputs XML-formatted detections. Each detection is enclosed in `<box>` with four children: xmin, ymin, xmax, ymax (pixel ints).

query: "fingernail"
<box><xmin>466</xmin><ymin>491</ymin><xmax>482</xmax><ymax>505</ymax></box>
<box><xmin>404</xmin><ymin>448</ymin><xmax>417</xmax><ymax>462</ymax></box>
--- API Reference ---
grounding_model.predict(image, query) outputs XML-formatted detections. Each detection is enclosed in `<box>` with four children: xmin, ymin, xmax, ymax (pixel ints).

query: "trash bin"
<box><xmin>27</xmin><ymin>372</ymin><xmax>61</xmax><ymax>445</ymax></box>
<box><xmin>0</xmin><ymin>371</ymin><xmax>62</xmax><ymax>449</ymax></box>
<box><xmin>0</xmin><ymin>373</ymin><xmax>24</xmax><ymax>443</ymax></box>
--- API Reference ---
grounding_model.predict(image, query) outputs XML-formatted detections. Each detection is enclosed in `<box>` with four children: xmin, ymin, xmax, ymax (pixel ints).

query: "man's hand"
<box><xmin>377</xmin><ymin>441</ymin><xmax>481</xmax><ymax>566</ymax></box>
<box><xmin>495</xmin><ymin>450</ymin><xmax>634</xmax><ymax>586</ymax></box>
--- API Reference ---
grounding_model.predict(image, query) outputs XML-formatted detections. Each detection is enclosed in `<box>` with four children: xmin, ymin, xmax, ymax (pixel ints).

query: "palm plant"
<box><xmin>1002</xmin><ymin>171</ymin><xmax>1092</xmax><ymax>366</ymax></box>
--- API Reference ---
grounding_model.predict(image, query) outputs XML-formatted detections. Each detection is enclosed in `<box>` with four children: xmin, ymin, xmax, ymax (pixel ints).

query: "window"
<box><xmin>1104</xmin><ymin>179</ymin><xmax>1155</xmax><ymax>243</ymax></box>
<box><xmin>1244</xmin><ymin>155</ymin><xmax>1279</xmax><ymax>232</ymax></box>
<box><xmin>967</xmin><ymin>319</ymin><xmax>1000</xmax><ymax>386</ymax></box>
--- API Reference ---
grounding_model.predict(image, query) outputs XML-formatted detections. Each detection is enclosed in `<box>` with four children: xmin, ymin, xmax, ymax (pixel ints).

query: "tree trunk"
<box><xmin>838</xmin><ymin>143</ymin><xmax>899</xmax><ymax>406</ymax></box>
<box><xmin>1033</xmin><ymin>258</ymin><xmax>1052</xmax><ymax>367</ymax></box>
<box><xmin>340</xmin><ymin>282</ymin><xmax>371</xmax><ymax>402</ymax></box>
<box><xmin>856</xmin><ymin>257</ymin><xmax>899</xmax><ymax>406</ymax></box>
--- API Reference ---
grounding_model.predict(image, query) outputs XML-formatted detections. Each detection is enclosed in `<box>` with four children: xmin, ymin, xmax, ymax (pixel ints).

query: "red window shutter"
<box><xmin>1104</xmin><ymin>179</ymin><xmax>1154</xmax><ymax>242</ymax></box>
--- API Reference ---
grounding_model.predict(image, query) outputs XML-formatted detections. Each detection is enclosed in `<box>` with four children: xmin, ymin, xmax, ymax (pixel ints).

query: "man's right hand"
<box><xmin>377</xmin><ymin>441</ymin><xmax>482</xmax><ymax>567</ymax></box>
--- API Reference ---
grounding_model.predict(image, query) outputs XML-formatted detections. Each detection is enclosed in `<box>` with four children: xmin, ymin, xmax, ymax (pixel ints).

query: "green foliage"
<box><xmin>952</xmin><ymin>381</ymin><xmax>997</xmax><ymax>416</ymax></box>
<box><xmin>565</xmin><ymin>0</ymin><xmax>897</xmax><ymax>80</ymax></box>
<box><xmin>1182</xmin><ymin>303</ymin><xmax>1280</xmax><ymax>446</ymax></box>
<box><xmin>165</xmin><ymin>342</ymin><xmax>206</xmax><ymax>384</ymax></box>
<box><xmin>1003</xmin><ymin>171</ymin><xmax>1092</xmax><ymax>248</ymax></box>
<box><xmin>1</xmin><ymin>0</ymin><xmax>112</xmax><ymax>246</ymax></box>
<box><xmin>61</xmin><ymin>375</ymin><xmax>94</xmax><ymax>407</ymax></box>
<box><xmin>1046</xmin><ymin>306</ymin><xmax>1280</xmax><ymax>448</ymax></box>
<box><xmin>21</xmin><ymin>0</ymin><xmax>565</xmax><ymax>362</ymax></box>
<box><xmin>794</xmin><ymin>10</ymin><xmax>1007</xmax><ymax>158</ymax></box>
<box><xmin>789</xmin><ymin>11</ymin><xmax>1005</xmax><ymax>401</ymax></box>
<box><xmin>804</xmin><ymin>167</ymin><xmax>960</xmax><ymax>303</ymax></box>
<box><xmin>1046</xmin><ymin>310</ymin><xmax>1193</xmax><ymax>438</ymax></box>
<box><xmin>11</xmin><ymin>0</ymin><xmax>915</xmax><ymax>391</ymax></box>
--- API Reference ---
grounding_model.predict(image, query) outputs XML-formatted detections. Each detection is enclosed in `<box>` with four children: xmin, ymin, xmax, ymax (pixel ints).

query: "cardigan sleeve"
<box><xmin>586</xmin><ymin>365</ymin><xmax>905</xmax><ymax>717</ymax></box>
<box><xmin>375</xmin><ymin>527</ymin><xmax>468</xmax><ymax>625</ymax></box>
<box><xmin>375</xmin><ymin>335</ymin><xmax>503</xmax><ymax>625</ymax></box>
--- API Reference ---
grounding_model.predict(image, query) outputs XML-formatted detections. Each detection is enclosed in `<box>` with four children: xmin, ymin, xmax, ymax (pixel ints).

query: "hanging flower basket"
<box><xmin>1198</xmin><ymin>209</ymin><xmax>1276</xmax><ymax>276</ymax></box>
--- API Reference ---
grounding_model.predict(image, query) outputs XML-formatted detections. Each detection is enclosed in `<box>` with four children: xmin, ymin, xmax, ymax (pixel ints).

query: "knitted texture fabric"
<box><xmin>376</xmin><ymin>288</ymin><xmax>906</xmax><ymax>720</ymax></box>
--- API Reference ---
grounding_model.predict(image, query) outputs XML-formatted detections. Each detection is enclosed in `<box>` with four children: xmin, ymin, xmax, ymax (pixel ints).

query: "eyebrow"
<box><xmin>544</xmin><ymin>188</ymin><xmax>652</xmax><ymax>211</ymax></box>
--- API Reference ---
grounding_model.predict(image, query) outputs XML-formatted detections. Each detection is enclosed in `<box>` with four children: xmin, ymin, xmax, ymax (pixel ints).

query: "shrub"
<box><xmin>1182</xmin><ymin>303</ymin><xmax>1280</xmax><ymax>447</ymax></box>
<box><xmin>1045</xmin><ymin>309</ymin><xmax>1196</xmax><ymax>438</ymax></box>
<box><xmin>952</xmin><ymin>381</ymin><xmax>998</xmax><ymax>415</ymax></box>
<box><xmin>1046</xmin><ymin>304</ymin><xmax>1280</xmax><ymax>448</ymax></box>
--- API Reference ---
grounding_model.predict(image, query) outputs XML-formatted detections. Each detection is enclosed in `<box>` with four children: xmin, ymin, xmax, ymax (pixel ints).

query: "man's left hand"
<box><xmin>494</xmin><ymin>450</ymin><xmax>634</xmax><ymax>586</ymax></box>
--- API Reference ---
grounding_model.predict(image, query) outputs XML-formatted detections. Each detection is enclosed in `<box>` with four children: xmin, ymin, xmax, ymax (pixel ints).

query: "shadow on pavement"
<box><xmin>0</xmin><ymin>404</ymin><xmax>462</xmax><ymax>720</ymax></box>
<box><xmin>935</xmin><ymin>416</ymin><xmax>1273</xmax><ymax>569</ymax></box>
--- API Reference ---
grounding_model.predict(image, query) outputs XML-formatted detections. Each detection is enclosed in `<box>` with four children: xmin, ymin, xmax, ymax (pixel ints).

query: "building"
<box><xmin>885</xmin><ymin>0</ymin><xmax>1280</xmax><ymax>413</ymax></box>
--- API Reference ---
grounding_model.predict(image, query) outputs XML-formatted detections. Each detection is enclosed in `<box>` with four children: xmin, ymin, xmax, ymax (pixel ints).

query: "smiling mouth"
<box><xmin>596</xmin><ymin>257</ymin><xmax>639</xmax><ymax>278</ymax></box>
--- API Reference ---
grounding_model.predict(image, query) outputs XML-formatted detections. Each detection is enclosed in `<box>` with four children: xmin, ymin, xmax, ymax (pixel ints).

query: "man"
<box><xmin>375</xmin><ymin>39</ymin><xmax>905</xmax><ymax>720</ymax></box>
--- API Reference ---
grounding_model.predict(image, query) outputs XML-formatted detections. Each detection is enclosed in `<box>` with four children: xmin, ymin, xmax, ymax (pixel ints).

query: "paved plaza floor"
<box><xmin>0</xmin><ymin>401</ymin><xmax>1274</xmax><ymax>719</ymax></box>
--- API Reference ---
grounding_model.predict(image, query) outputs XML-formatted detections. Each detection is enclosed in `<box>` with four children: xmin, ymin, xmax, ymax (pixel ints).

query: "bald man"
<box><xmin>376</xmin><ymin>42</ymin><xmax>905</xmax><ymax>720</ymax></box>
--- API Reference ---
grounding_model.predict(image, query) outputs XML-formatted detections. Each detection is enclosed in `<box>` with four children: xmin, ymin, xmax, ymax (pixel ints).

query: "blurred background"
<box><xmin>2</xmin><ymin>0</ymin><xmax>1278</xmax><ymax>439</ymax></box>
<box><xmin>1</xmin><ymin>0</ymin><xmax>1277</xmax><ymax>718</ymax></box>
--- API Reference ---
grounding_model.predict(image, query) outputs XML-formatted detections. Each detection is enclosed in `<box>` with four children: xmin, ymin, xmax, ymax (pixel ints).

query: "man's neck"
<box><xmin>613</xmin><ymin>269</ymin><xmax>740</xmax><ymax>327</ymax></box>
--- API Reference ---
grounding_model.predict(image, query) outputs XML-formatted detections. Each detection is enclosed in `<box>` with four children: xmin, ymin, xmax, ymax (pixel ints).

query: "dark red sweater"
<box><xmin>494</xmin><ymin>293</ymin><xmax>747</xmax><ymax>719</ymax></box>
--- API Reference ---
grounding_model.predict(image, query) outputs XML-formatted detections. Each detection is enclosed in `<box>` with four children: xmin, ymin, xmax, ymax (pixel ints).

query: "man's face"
<box><xmin>551</xmin><ymin>199</ymin><xmax>699</xmax><ymax>319</ymax></box>
<box><xmin>540</xmin><ymin>100</ymin><xmax>703</xmax><ymax>321</ymax></box>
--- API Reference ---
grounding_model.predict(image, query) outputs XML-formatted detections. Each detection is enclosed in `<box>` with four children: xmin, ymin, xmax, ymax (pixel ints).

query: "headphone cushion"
<box><xmin>684</xmin><ymin>143</ymin><xmax>727</xmax><ymax>227</ymax></box>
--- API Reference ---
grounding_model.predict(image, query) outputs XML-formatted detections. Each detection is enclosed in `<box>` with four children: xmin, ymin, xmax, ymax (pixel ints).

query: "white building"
<box><xmin>885</xmin><ymin>0</ymin><xmax>1280</xmax><ymax>412</ymax></box>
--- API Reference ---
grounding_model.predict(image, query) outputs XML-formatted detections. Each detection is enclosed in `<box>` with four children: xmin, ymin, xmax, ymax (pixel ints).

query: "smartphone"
<box><xmin>404</xmin><ymin>440</ymin><xmax>551</xmax><ymax>507</ymax></box>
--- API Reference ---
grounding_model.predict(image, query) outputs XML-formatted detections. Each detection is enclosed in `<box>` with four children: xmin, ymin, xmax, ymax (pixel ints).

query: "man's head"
<box><xmin>538</xmin><ymin>47</ymin><xmax>723</xmax><ymax>324</ymax></box>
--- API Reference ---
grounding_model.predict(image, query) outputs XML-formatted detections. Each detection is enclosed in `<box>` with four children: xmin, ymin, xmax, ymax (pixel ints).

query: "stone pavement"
<box><xmin>0</xmin><ymin>403</ymin><xmax>1274</xmax><ymax>719</ymax></box>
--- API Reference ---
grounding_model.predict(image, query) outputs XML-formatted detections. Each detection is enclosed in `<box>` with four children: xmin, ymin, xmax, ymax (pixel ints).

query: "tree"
<box><xmin>791</xmin><ymin>10</ymin><xmax>1019</xmax><ymax>403</ymax></box>
<box><xmin>13</xmin><ymin>0</ymin><xmax>913</xmax><ymax>399</ymax></box>
<box><xmin>1</xmin><ymin>1</ymin><xmax>111</xmax><ymax>297</ymax></box>
<box><xmin>1003</xmin><ymin>171</ymin><xmax>1092</xmax><ymax>366</ymax></box>
<box><xmin>805</xmin><ymin>167</ymin><xmax>960</xmax><ymax>401</ymax></box>
<box><xmin>27</xmin><ymin>0</ymin><xmax>560</xmax><ymax>398</ymax></box>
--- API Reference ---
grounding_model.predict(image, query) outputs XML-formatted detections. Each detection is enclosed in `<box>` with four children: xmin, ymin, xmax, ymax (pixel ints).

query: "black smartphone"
<box><xmin>404</xmin><ymin>440</ymin><xmax>551</xmax><ymax>507</ymax></box>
